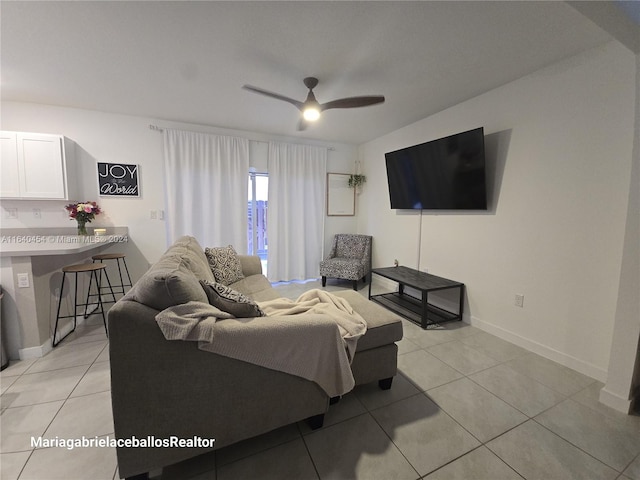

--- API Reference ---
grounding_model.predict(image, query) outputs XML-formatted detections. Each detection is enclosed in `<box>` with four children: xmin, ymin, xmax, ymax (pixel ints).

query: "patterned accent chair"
<box><xmin>320</xmin><ymin>234</ymin><xmax>373</xmax><ymax>291</ymax></box>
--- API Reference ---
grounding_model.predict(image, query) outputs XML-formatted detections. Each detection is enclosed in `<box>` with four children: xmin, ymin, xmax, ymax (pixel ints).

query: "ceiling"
<box><xmin>0</xmin><ymin>1</ymin><xmax>632</xmax><ymax>145</ymax></box>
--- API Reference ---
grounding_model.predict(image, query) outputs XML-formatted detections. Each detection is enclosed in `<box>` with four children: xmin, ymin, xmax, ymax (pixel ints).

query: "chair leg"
<box><xmin>321</xmin><ymin>276</ymin><xmax>327</xmax><ymax>287</ymax></box>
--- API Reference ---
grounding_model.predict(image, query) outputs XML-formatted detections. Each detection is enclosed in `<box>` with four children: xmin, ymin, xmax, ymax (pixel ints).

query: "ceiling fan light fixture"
<box><xmin>303</xmin><ymin>106</ymin><xmax>321</xmax><ymax>122</ymax></box>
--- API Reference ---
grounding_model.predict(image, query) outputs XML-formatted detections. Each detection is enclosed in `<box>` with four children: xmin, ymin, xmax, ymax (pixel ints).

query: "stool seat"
<box><xmin>89</xmin><ymin>252</ymin><xmax>133</xmax><ymax>303</ymax></box>
<box><xmin>92</xmin><ymin>253</ymin><xmax>126</xmax><ymax>260</ymax></box>
<box><xmin>63</xmin><ymin>263</ymin><xmax>107</xmax><ymax>273</ymax></box>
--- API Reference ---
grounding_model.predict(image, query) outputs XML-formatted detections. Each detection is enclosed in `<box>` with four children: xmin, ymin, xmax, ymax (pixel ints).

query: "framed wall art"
<box><xmin>98</xmin><ymin>162</ymin><xmax>140</xmax><ymax>197</ymax></box>
<box><xmin>326</xmin><ymin>172</ymin><xmax>355</xmax><ymax>216</ymax></box>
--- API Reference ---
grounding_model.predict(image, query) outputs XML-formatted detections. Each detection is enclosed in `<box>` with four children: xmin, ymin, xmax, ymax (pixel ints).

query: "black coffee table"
<box><xmin>369</xmin><ymin>266</ymin><xmax>465</xmax><ymax>329</ymax></box>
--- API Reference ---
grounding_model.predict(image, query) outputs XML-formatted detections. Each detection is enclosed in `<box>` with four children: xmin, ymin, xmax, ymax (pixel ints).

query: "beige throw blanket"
<box><xmin>155</xmin><ymin>289</ymin><xmax>367</xmax><ymax>397</ymax></box>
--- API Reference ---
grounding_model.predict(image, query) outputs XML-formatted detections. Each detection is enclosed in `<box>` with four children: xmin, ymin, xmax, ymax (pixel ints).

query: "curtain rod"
<box><xmin>149</xmin><ymin>124</ymin><xmax>335</xmax><ymax>151</ymax></box>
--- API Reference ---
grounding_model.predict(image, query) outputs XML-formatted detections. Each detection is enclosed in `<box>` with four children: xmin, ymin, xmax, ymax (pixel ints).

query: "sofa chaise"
<box><xmin>108</xmin><ymin>236</ymin><xmax>403</xmax><ymax>479</ymax></box>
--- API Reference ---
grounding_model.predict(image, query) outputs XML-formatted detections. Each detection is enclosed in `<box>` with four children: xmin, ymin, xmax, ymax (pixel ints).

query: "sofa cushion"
<box><xmin>205</xmin><ymin>245</ymin><xmax>245</xmax><ymax>285</ymax></box>
<box><xmin>230</xmin><ymin>274</ymin><xmax>280</xmax><ymax>302</ymax></box>
<box><xmin>166</xmin><ymin>245</ymin><xmax>215</xmax><ymax>283</ymax></box>
<box><xmin>122</xmin><ymin>254</ymin><xmax>209</xmax><ymax>311</ymax></box>
<box><xmin>332</xmin><ymin>290</ymin><xmax>403</xmax><ymax>352</ymax></box>
<box><xmin>200</xmin><ymin>280</ymin><xmax>265</xmax><ymax>318</ymax></box>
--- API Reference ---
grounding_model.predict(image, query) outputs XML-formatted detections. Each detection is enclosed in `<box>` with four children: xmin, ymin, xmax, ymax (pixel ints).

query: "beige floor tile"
<box><xmin>354</xmin><ymin>373</ymin><xmax>420</xmax><ymax>411</ymax></box>
<box><xmin>423</xmin><ymin>446</ymin><xmax>522</xmax><ymax>480</ymax></box>
<box><xmin>43</xmin><ymin>391</ymin><xmax>114</xmax><ymax>439</ymax></box>
<box><xmin>70</xmin><ymin>361</ymin><xmax>111</xmax><ymax>398</ymax></box>
<box><xmin>396</xmin><ymin>336</ymin><xmax>421</xmax><ymax>355</ymax></box>
<box><xmin>398</xmin><ymin>349</ymin><xmax>463</xmax><ymax>391</ymax></box>
<box><xmin>161</xmin><ymin>450</ymin><xmax>216</xmax><ymax>480</ymax></box>
<box><xmin>405</xmin><ymin>324</ymin><xmax>462</xmax><ymax>349</ymax></box>
<box><xmin>0</xmin><ymin>451</ymin><xmax>32</xmax><ymax>480</ymax></box>
<box><xmin>0</xmin><ymin>401</ymin><xmax>64</xmax><ymax>453</ymax></box>
<box><xmin>506</xmin><ymin>352</ymin><xmax>595</xmax><ymax>396</ymax></box>
<box><xmin>427</xmin><ymin>377</ymin><xmax>527</xmax><ymax>442</ymax></box>
<box><xmin>299</xmin><ymin>392</ymin><xmax>366</xmax><ymax>434</ymax></box>
<box><xmin>371</xmin><ymin>394</ymin><xmax>480</xmax><ymax>476</ymax></box>
<box><xmin>571</xmin><ymin>382</ymin><xmax>640</xmax><ymax>431</ymax></box>
<box><xmin>426</xmin><ymin>340</ymin><xmax>500</xmax><ymax>375</ymax></box>
<box><xmin>536</xmin><ymin>399</ymin><xmax>640</xmax><ymax>471</ymax></box>
<box><xmin>27</xmin><ymin>341</ymin><xmax>107</xmax><ymax>374</ymax></box>
<box><xmin>95</xmin><ymin>344</ymin><xmax>110</xmax><ymax>364</ymax></box>
<box><xmin>1</xmin><ymin>365</ymin><xmax>88</xmax><ymax>408</ymax></box>
<box><xmin>304</xmin><ymin>413</ymin><xmax>418</xmax><ymax>480</ymax></box>
<box><xmin>215</xmin><ymin>424</ymin><xmax>300</xmax><ymax>467</ymax></box>
<box><xmin>487</xmin><ymin>420</ymin><xmax>618</xmax><ymax>480</ymax></box>
<box><xmin>460</xmin><ymin>332</ymin><xmax>528</xmax><ymax>362</ymax></box>
<box><xmin>469</xmin><ymin>363</ymin><xmax>565</xmax><ymax>417</ymax></box>
<box><xmin>0</xmin><ymin>375</ymin><xmax>19</xmax><ymax>395</ymax></box>
<box><xmin>18</xmin><ymin>434</ymin><xmax>117</xmax><ymax>480</ymax></box>
<box><xmin>624</xmin><ymin>454</ymin><xmax>640</xmax><ymax>480</ymax></box>
<box><xmin>217</xmin><ymin>438</ymin><xmax>317</xmax><ymax>480</ymax></box>
<box><xmin>0</xmin><ymin>358</ymin><xmax>38</xmax><ymax>377</ymax></box>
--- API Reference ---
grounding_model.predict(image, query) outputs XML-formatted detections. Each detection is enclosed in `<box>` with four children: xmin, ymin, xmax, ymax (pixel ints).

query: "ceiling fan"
<box><xmin>242</xmin><ymin>77</ymin><xmax>385</xmax><ymax>130</ymax></box>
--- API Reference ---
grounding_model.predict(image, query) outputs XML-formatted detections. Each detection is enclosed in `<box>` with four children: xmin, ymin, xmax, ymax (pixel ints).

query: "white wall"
<box><xmin>358</xmin><ymin>41</ymin><xmax>637</xmax><ymax>380</ymax></box>
<box><xmin>600</xmin><ymin>52</ymin><xmax>640</xmax><ymax>412</ymax></box>
<box><xmin>0</xmin><ymin>102</ymin><xmax>358</xmax><ymax>277</ymax></box>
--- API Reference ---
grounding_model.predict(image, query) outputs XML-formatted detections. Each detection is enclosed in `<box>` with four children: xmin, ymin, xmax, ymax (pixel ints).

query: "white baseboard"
<box><xmin>599</xmin><ymin>386</ymin><xmax>633</xmax><ymax>414</ymax></box>
<box><xmin>18</xmin><ymin>312</ymin><xmax>91</xmax><ymax>360</ymax></box>
<box><xmin>470</xmin><ymin>315</ymin><xmax>608</xmax><ymax>382</ymax></box>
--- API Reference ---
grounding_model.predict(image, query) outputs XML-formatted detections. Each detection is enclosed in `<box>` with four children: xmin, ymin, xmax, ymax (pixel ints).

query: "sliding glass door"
<box><xmin>248</xmin><ymin>171</ymin><xmax>268</xmax><ymax>274</ymax></box>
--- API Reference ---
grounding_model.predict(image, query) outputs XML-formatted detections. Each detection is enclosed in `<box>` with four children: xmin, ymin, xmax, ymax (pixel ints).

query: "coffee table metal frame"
<box><xmin>369</xmin><ymin>266</ymin><xmax>465</xmax><ymax>329</ymax></box>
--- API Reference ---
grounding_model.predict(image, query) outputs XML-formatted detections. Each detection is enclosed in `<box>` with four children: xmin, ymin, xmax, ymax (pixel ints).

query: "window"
<box><xmin>248</xmin><ymin>171</ymin><xmax>268</xmax><ymax>274</ymax></box>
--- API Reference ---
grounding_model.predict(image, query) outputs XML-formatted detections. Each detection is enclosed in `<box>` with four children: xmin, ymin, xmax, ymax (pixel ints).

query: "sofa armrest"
<box><xmin>238</xmin><ymin>254</ymin><xmax>263</xmax><ymax>277</ymax></box>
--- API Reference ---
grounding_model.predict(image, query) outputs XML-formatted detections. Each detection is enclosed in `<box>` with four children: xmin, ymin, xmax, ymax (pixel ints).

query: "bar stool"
<box><xmin>53</xmin><ymin>263</ymin><xmax>111</xmax><ymax>347</ymax></box>
<box><xmin>90</xmin><ymin>253</ymin><xmax>133</xmax><ymax>302</ymax></box>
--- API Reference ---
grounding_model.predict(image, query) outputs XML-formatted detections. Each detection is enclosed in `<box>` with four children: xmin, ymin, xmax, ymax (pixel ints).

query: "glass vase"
<box><xmin>77</xmin><ymin>220</ymin><xmax>88</xmax><ymax>236</ymax></box>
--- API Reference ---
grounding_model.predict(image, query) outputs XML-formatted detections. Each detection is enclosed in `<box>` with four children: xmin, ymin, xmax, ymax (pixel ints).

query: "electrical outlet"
<box><xmin>17</xmin><ymin>273</ymin><xmax>30</xmax><ymax>288</ymax></box>
<box><xmin>515</xmin><ymin>294</ymin><xmax>524</xmax><ymax>308</ymax></box>
<box><xmin>158</xmin><ymin>210</ymin><xmax>165</xmax><ymax>220</ymax></box>
<box><xmin>7</xmin><ymin>208</ymin><xmax>18</xmax><ymax>219</ymax></box>
<box><xmin>33</xmin><ymin>208</ymin><xmax>41</xmax><ymax>219</ymax></box>
<box><xmin>150</xmin><ymin>210</ymin><xmax>157</xmax><ymax>220</ymax></box>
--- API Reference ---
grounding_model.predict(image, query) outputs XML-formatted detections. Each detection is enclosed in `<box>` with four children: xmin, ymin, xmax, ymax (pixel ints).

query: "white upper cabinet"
<box><xmin>0</xmin><ymin>131</ymin><xmax>77</xmax><ymax>200</ymax></box>
<box><xmin>0</xmin><ymin>132</ymin><xmax>21</xmax><ymax>198</ymax></box>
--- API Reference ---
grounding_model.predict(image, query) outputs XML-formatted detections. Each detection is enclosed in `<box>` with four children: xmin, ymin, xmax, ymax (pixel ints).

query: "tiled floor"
<box><xmin>1</xmin><ymin>279</ymin><xmax>639</xmax><ymax>480</ymax></box>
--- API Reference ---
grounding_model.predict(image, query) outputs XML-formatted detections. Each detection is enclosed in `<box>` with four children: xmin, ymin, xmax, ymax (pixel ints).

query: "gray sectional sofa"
<box><xmin>108</xmin><ymin>236</ymin><xmax>403</xmax><ymax>479</ymax></box>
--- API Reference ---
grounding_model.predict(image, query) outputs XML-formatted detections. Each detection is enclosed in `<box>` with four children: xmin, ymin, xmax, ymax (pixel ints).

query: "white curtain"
<box><xmin>267</xmin><ymin>141</ymin><xmax>327</xmax><ymax>282</ymax></box>
<box><xmin>162</xmin><ymin>129</ymin><xmax>249</xmax><ymax>251</ymax></box>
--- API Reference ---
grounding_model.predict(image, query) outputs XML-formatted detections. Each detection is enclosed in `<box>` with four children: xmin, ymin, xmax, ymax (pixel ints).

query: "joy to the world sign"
<box><xmin>97</xmin><ymin>163</ymin><xmax>140</xmax><ymax>197</ymax></box>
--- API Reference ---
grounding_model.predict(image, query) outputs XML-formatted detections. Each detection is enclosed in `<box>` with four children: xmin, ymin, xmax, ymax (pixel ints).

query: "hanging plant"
<box><xmin>348</xmin><ymin>174</ymin><xmax>366</xmax><ymax>189</ymax></box>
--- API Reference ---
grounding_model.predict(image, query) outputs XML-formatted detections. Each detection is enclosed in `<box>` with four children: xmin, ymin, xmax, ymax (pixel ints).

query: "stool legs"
<box><xmin>53</xmin><ymin>269</ymin><xmax>108</xmax><ymax>348</ymax></box>
<box><xmin>87</xmin><ymin>264</ymin><xmax>117</xmax><ymax>305</ymax></box>
<box><xmin>53</xmin><ymin>272</ymin><xmax>72</xmax><ymax>347</ymax></box>
<box><xmin>91</xmin><ymin>257</ymin><xmax>132</xmax><ymax>301</ymax></box>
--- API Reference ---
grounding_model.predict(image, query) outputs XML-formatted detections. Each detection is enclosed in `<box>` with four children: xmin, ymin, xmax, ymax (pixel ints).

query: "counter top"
<box><xmin>0</xmin><ymin>227</ymin><xmax>128</xmax><ymax>257</ymax></box>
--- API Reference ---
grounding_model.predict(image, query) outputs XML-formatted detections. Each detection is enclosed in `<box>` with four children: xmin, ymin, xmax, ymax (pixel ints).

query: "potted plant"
<box><xmin>348</xmin><ymin>174</ymin><xmax>366</xmax><ymax>189</ymax></box>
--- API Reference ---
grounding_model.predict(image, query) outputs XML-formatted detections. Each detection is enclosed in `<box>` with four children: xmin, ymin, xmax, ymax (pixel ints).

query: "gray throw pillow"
<box><xmin>200</xmin><ymin>280</ymin><xmax>265</xmax><ymax>318</ymax></box>
<box><xmin>204</xmin><ymin>245</ymin><xmax>245</xmax><ymax>286</ymax></box>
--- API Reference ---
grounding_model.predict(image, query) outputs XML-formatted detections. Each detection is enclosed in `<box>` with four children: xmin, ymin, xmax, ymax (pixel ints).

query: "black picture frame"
<box><xmin>98</xmin><ymin>162</ymin><xmax>140</xmax><ymax>197</ymax></box>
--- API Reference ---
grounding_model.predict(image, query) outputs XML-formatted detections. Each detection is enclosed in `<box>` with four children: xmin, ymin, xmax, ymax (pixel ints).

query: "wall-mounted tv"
<box><xmin>385</xmin><ymin>127</ymin><xmax>487</xmax><ymax>210</ymax></box>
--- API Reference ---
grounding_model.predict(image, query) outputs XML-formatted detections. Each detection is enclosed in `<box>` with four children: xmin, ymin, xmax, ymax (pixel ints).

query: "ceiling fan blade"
<box><xmin>320</xmin><ymin>95</ymin><xmax>385</xmax><ymax>111</ymax></box>
<box><xmin>242</xmin><ymin>85</ymin><xmax>304</xmax><ymax>110</ymax></box>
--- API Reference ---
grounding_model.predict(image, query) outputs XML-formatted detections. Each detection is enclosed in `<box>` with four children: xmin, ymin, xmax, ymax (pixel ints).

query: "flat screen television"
<box><xmin>385</xmin><ymin>127</ymin><xmax>487</xmax><ymax>210</ymax></box>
